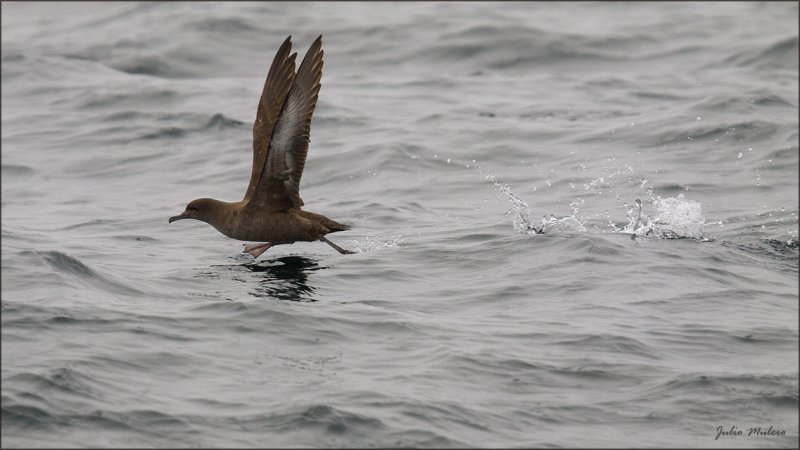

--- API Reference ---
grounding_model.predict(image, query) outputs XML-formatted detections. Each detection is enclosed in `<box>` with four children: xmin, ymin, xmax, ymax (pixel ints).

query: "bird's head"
<box><xmin>169</xmin><ymin>198</ymin><xmax>221</xmax><ymax>224</ymax></box>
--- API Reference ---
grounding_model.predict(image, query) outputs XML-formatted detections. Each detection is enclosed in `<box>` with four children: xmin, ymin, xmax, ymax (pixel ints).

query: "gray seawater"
<box><xmin>2</xmin><ymin>1</ymin><xmax>798</xmax><ymax>448</ymax></box>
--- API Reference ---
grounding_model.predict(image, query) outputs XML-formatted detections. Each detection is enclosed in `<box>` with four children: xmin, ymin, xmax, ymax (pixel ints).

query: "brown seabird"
<box><xmin>169</xmin><ymin>35</ymin><xmax>354</xmax><ymax>258</ymax></box>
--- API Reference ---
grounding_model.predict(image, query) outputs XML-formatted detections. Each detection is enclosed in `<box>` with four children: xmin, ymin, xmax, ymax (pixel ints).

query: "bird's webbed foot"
<box><xmin>243</xmin><ymin>242</ymin><xmax>274</xmax><ymax>258</ymax></box>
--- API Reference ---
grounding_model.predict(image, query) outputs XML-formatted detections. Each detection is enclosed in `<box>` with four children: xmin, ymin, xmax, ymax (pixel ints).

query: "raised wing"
<box><xmin>247</xmin><ymin>35</ymin><xmax>324</xmax><ymax>212</ymax></box>
<box><xmin>243</xmin><ymin>36</ymin><xmax>297</xmax><ymax>203</ymax></box>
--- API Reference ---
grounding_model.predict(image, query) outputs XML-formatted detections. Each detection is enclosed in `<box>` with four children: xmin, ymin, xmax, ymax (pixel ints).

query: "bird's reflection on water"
<box><xmin>241</xmin><ymin>255</ymin><xmax>324</xmax><ymax>302</ymax></box>
<box><xmin>207</xmin><ymin>255</ymin><xmax>325</xmax><ymax>302</ymax></box>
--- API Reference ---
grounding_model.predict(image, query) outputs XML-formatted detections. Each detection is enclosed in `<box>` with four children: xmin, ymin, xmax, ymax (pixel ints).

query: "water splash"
<box><xmin>487</xmin><ymin>175</ymin><xmax>587</xmax><ymax>235</ymax></box>
<box><xmin>541</xmin><ymin>214</ymin><xmax>587</xmax><ymax>233</ymax></box>
<box><xmin>486</xmin><ymin>175</ymin><xmax>540</xmax><ymax>235</ymax></box>
<box><xmin>345</xmin><ymin>234</ymin><xmax>402</xmax><ymax>253</ymax></box>
<box><xmin>623</xmin><ymin>194</ymin><xmax>707</xmax><ymax>240</ymax></box>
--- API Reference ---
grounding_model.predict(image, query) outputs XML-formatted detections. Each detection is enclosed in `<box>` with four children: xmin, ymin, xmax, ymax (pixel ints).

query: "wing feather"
<box><xmin>243</xmin><ymin>36</ymin><xmax>296</xmax><ymax>203</ymax></box>
<box><xmin>248</xmin><ymin>35</ymin><xmax>324</xmax><ymax>211</ymax></box>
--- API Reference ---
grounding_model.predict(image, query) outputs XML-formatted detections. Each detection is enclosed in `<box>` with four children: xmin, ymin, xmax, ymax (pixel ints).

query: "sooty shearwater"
<box><xmin>169</xmin><ymin>35</ymin><xmax>354</xmax><ymax>258</ymax></box>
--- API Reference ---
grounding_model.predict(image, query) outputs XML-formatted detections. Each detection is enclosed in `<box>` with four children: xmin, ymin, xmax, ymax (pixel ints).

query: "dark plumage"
<box><xmin>169</xmin><ymin>35</ymin><xmax>353</xmax><ymax>258</ymax></box>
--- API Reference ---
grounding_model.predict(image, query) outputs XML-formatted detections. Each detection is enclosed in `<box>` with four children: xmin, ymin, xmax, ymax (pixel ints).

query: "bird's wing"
<box><xmin>243</xmin><ymin>36</ymin><xmax>297</xmax><ymax>204</ymax></box>
<box><xmin>246</xmin><ymin>35</ymin><xmax>323</xmax><ymax>212</ymax></box>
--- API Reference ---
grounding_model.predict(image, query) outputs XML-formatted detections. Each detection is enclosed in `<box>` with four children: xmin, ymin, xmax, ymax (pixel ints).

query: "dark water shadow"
<box><xmin>241</xmin><ymin>256</ymin><xmax>327</xmax><ymax>302</ymax></box>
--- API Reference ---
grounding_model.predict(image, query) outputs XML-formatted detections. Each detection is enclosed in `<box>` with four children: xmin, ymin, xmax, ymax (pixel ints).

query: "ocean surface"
<box><xmin>2</xmin><ymin>2</ymin><xmax>798</xmax><ymax>448</ymax></box>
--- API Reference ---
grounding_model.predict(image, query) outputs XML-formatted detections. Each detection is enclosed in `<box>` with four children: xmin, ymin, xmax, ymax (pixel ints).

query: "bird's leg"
<box><xmin>243</xmin><ymin>242</ymin><xmax>273</xmax><ymax>258</ymax></box>
<box><xmin>320</xmin><ymin>236</ymin><xmax>356</xmax><ymax>254</ymax></box>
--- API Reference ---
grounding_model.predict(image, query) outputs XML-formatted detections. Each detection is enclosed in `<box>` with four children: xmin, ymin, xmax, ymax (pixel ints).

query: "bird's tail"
<box><xmin>325</xmin><ymin>219</ymin><xmax>350</xmax><ymax>233</ymax></box>
<box><xmin>298</xmin><ymin>210</ymin><xmax>351</xmax><ymax>234</ymax></box>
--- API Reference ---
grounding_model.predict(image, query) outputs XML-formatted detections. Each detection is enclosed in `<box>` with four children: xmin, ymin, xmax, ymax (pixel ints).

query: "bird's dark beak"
<box><xmin>169</xmin><ymin>212</ymin><xmax>189</xmax><ymax>223</ymax></box>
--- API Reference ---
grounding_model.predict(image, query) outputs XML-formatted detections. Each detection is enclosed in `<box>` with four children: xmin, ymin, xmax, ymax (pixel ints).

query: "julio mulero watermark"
<box><xmin>715</xmin><ymin>425</ymin><xmax>787</xmax><ymax>440</ymax></box>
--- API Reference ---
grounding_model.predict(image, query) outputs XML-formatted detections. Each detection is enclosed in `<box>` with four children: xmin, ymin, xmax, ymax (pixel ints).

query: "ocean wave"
<box><xmin>2</xmin><ymin>401</ymin><xmax>197</xmax><ymax>446</ymax></box>
<box><xmin>179</xmin><ymin>16</ymin><xmax>259</xmax><ymax>34</ymax></box>
<box><xmin>429</xmin><ymin>24</ymin><xmax>631</xmax><ymax>69</ymax></box>
<box><xmin>6</xmin><ymin>368</ymin><xmax>104</xmax><ymax>401</ymax></box>
<box><xmin>108</xmin><ymin>54</ymin><xmax>206</xmax><ymax>78</ymax></box>
<box><xmin>552</xmin><ymin>333</ymin><xmax>659</xmax><ymax>360</ymax></box>
<box><xmin>78</xmin><ymin>110</ymin><xmax>245</xmax><ymax>145</ymax></box>
<box><xmin>2</xmin><ymin>403</ymin><xmax>58</xmax><ymax>431</ymax></box>
<box><xmin>657</xmin><ymin>372</ymin><xmax>798</xmax><ymax>408</ymax></box>
<box><xmin>722</xmin><ymin>35</ymin><xmax>799</xmax><ymax>70</ymax></box>
<box><xmin>280</xmin><ymin>404</ymin><xmax>384</xmax><ymax>434</ymax></box>
<box><xmin>648</xmin><ymin>120</ymin><xmax>783</xmax><ymax>148</ymax></box>
<box><xmin>1</xmin><ymin>163</ymin><xmax>35</xmax><ymax>177</ymax></box>
<box><xmin>76</xmin><ymin>89</ymin><xmax>180</xmax><ymax>110</ymax></box>
<box><xmin>725</xmin><ymin>238</ymin><xmax>800</xmax><ymax>268</ymax></box>
<box><xmin>203</xmin><ymin>113</ymin><xmax>246</xmax><ymax>130</ymax></box>
<box><xmin>35</xmin><ymin>251</ymin><xmax>145</xmax><ymax>297</ymax></box>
